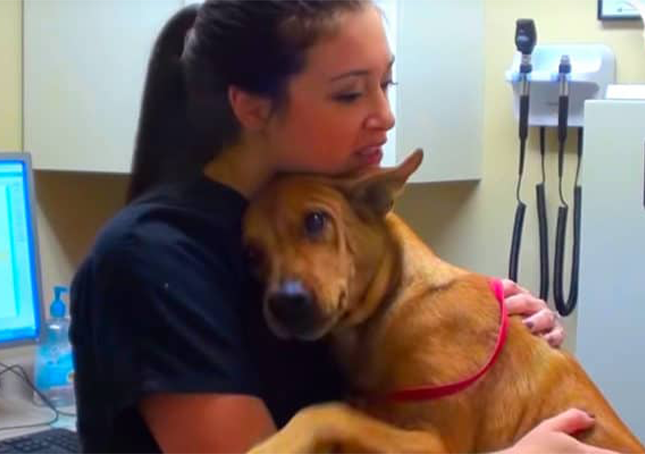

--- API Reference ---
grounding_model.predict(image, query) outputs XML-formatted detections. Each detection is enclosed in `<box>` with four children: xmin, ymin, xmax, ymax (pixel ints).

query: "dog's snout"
<box><xmin>267</xmin><ymin>280</ymin><xmax>316</xmax><ymax>329</ymax></box>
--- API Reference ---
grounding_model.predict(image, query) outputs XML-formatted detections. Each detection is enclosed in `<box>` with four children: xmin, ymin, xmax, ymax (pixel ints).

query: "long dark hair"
<box><xmin>127</xmin><ymin>0</ymin><xmax>369</xmax><ymax>203</ymax></box>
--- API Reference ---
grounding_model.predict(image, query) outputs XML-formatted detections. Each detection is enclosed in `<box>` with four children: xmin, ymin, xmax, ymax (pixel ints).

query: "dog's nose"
<box><xmin>267</xmin><ymin>280</ymin><xmax>316</xmax><ymax>329</ymax></box>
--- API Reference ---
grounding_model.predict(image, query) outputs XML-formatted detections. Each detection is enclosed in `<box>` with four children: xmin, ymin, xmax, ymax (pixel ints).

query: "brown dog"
<box><xmin>243</xmin><ymin>149</ymin><xmax>644</xmax><ymax>453</ymax></box>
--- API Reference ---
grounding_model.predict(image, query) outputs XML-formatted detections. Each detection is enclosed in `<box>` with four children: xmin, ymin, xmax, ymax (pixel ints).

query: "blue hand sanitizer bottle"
<box><xmin>34</xmin><ymin>286</ymin><xmax>76</xmax><ymax>408</ymax></box>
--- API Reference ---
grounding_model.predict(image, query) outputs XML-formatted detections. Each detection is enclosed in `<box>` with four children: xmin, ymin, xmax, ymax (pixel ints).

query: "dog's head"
<box><xmin>243</xmin><ymin>149</ymin><xmax>423</xmax><ymax>341</ymax></box>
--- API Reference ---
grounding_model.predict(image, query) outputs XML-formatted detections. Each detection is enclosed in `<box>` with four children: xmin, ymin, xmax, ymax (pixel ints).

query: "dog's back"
<box><xmin>345</xmin><ymin>214</ymin><xmax>644</xmax><ymax>453</ymax></box>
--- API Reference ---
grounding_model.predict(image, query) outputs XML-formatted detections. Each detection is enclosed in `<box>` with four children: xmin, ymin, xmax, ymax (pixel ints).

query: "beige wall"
<box><xmin>34</xmin><ymin>172</ymin><xmax>128</xmax><ymax>300</ymax></box>
<box><xmin>398</xmin><ymin>0</ymin><xmax>645</xmax><ymax>351</ymax></box>
<box><xmin>0</xmin><ymin>0</ymin><xmax>129</xmax><ymax>310</ymax></box>
<box><xmin>2</xmin><ymin>0</ymin><xmax>644</xmax><ymax>353</ymax></box>
<box><xmin>0</xmin><ymin>0</ymin><xmax>21</xmax><ymax>150</ymax></box>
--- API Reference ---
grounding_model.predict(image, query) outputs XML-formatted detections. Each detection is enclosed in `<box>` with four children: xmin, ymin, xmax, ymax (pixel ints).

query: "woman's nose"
<box><xmin>365</xmin><ymin>90</ymin><xmax>395</xmax><ymax>132</ymax></box>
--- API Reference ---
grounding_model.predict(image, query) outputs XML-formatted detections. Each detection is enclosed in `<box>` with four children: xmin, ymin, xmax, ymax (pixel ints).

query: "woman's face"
<box><xmin>265</xmin><ymin>6</ymin><xmax>395</xmax><ymax>175</ymax></box>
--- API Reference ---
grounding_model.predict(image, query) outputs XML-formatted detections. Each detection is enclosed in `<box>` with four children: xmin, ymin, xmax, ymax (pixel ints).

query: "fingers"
<box><xmin>522</xmin><ymin>308</ymin><xmax>556</xmax><ymax>333</ymax></box>
<box><xmin>542</xmin><ymin>324</ymin><xmax>566</xmax><ymax>348</ymax></box>
<box><xmin>581</xmin><ymin>443</ymin><xmax>628</xmax><ymax>454</ymax></box>
<box><xmin>520</xmin><ymin>306</ymin><xmax>567</xmax><ymax>348</ymax></box>
<box><xmin>514</xmin><ymin>409</ymin><xmax>622</xmax><ymax>454</ymax></box>
<box><xmin>500</xmin><ymin>280</ymin><xmax>567</xmax><ymax>348</ymax></box>
<box><xmin>500</xmin><ymin>278</ymin><xmax>530</xmax><ymax>298</ymax></box>
<box><xmin>540</xmin><ymin>408</ymin><xmax>595</xmax><ymax>435</ymax></box>
<box><xmin>504</xmin><ymin>292</ymin><xmax>547</xmax><ymax>317</ymax></box>
<box><xmin>569</xmin><ymin>439</ymin><xmax>625</xmax><ymax>454</ymax></box>
<box><xmin>581</xmin><ymin>444</ymin><xmax>627</xmax><ymax>454</ymax></box>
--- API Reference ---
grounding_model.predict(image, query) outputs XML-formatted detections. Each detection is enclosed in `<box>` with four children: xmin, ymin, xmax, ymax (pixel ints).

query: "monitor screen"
<box><xmin>0</xmin><ymin>153</ymin><xmax>43</xmax><ymax>347</ymax></box>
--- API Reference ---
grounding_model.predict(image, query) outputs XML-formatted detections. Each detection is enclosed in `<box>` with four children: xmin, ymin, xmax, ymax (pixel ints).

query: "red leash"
<box><xmin>386</xmin><ymin>278</ymin><xmax>509</xmax><ymax>402</ymax></box>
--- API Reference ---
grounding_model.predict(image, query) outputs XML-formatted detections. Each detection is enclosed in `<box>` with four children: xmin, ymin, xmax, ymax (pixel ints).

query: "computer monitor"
<box><xmin>0</xmin><ymin>152</ymin><xmax>44</xmax><ymax>348</ymax></box>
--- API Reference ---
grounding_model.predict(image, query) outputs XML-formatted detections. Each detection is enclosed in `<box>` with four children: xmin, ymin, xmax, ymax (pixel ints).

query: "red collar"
<box><xmin>385</xmin><ymin>278</ymin><xmax>508</xmax><ymax>402</ymax></box>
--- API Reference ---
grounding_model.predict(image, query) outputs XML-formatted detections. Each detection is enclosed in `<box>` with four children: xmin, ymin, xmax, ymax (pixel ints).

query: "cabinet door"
<box><xmin>394</xmin><ymin>0</ymin><xmax>483</xmax><ymax>182</ymax></box>
<box><xmin>576</xmin><ymin>100</ymin><xmax>645</xmax><ymax>441</ymax></box>
<box><xmin>24</xmin><ymin>0</ymin><xmax>183</xmax><ymax>173</ymax></box>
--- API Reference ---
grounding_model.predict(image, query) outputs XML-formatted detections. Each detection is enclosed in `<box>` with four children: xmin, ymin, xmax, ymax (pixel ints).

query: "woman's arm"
<box><xmin>140</xmin><ymin>393</ymin><xmax>276</xmax><ymax>453</ymax></box>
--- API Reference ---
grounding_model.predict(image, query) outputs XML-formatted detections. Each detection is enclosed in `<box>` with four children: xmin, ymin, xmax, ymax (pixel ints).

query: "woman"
<box><xmin>70</xmin><ymin>1</ymin><xmax>604</xmax><ymax>453</ymax></box>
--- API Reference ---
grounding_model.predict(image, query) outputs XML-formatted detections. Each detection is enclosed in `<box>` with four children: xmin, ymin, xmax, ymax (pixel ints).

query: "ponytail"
<box><xmin>126</xmin><ymin>4</ymin><xmax>199</xmax><ymax>203</ymax></box>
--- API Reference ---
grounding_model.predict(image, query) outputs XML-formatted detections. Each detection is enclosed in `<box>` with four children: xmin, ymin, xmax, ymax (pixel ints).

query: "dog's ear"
<box><xmin>342</xmin><ymin>148</ymin><xmax>423</xmax><ymax>218</ymax></box>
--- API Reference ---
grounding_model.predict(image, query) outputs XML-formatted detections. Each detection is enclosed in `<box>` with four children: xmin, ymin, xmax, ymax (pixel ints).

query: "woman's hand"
<box><xmin>501</xmin><ymin>279</ymin><xmax>565</xmax><ymax>348</ymax></box>
<box><xmin>503</xmin><ymin>409</ymin><xmax>619</xmax><ymax>454</ymax></box>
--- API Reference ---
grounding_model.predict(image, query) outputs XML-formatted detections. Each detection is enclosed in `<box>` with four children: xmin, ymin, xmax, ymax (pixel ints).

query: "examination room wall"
<box><xmin>0</xmin><ymin>0</ymin><xmax>21</xmax><ymax>151</ymax></box>
<box><xmin>397</xmin><ymin>0</ymin><xmax>645</xmax><ymax>351</ymax></box>
<box><xmin>1</xmin><ymin>0</ymin><xmax>644</xmax><ymax>354</ymax></box>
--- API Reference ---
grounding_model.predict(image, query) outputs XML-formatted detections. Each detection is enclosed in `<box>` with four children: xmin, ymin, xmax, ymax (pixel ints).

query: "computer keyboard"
<box><xmin>0</xmin><ymin>428</ymin><xmax>79</xmax><ymax>453</ymax></box>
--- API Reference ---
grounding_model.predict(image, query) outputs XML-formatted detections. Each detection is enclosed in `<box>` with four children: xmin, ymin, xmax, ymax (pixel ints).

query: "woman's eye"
<box><xmin>333</xmin><ymin>92</ymin><xmax>362</xmax><ymax>104</ymax></box>
<box><xmin>381</xmin><ymin>80</ymin><xmax>398</xmax><ymax>93</ymax></box>
<box><xmin>304</xmin><ymin>211</ymin><xmax>327</xmax><ymax>238</ymax></box>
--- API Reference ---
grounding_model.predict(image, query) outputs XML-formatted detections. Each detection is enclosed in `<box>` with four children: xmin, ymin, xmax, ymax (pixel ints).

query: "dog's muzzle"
<box><xmin>266</xmin><ymin>279</ymin><xmax>321</xmax><ymax>337</ymax></box>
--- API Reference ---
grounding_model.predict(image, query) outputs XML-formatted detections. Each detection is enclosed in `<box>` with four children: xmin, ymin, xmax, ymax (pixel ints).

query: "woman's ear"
<box><xmin>228</xmin><ymin>85</ymin><xmax>272</xmax><ymax>131</ymax></box>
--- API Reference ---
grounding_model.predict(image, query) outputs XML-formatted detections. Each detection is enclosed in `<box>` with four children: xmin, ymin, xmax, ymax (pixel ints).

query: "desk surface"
<box><xmin>0</xmin><ymin>397</ymin><xmax>76</xmax><ymax>440</ymax></box>
<box><xmin>0</xmin><ymin>348</ymin><xmax>77</xmax><ymax>440</ymax></box>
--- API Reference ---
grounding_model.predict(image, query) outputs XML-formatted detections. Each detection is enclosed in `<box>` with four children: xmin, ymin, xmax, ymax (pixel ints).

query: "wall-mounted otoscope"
<box><xmin>553</xmin><ymin>54</ymin><xmax>582</xmax><ymax>317</ymax></box>
<box><xmin>508</xmin><ymin>19</ymin><xmax>537</xmax><ymax>284</ymax></box>
<box><xmin>505</xmin><ymin>36</ymin><xmax>616</xmax><ymax>315</ymax></box>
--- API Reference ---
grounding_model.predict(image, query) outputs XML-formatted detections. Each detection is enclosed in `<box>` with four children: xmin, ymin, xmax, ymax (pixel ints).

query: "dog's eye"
<box><xmin>304</xmin><ymin>211</ymin><xmax>327</xmax><ymax>238</ymax></box>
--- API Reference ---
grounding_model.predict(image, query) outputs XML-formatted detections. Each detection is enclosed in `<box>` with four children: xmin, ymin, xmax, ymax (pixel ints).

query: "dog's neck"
<box><xmin>331</xmin><ymin>213</ymin><xmax>499</xmax><ymax>398</ymax></box>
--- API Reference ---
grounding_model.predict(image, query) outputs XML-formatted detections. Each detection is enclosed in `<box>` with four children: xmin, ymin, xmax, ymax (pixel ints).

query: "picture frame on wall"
<box><xmin>598</xmin><ymin>0</ymin><xmax>642</xmax><ymax>20</ymax></box>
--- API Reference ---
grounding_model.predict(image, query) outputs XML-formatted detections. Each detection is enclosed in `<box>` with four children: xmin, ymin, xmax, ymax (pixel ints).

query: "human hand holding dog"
<box><xmin>504</xmin><ymin>409</ymin><xmax>621</xmax><ymax>454</ymax></box>
<box><xmin>501</xmin><ymin>278</ymin><xmax>565</xmax><ymax>348</ymax></box>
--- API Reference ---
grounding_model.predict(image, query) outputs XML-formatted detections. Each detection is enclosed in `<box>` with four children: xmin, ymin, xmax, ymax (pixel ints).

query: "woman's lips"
<box><xmin>356</xmin><ymin>146</ymin><xmax>384</xmax><ymax>166</ymax></box>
